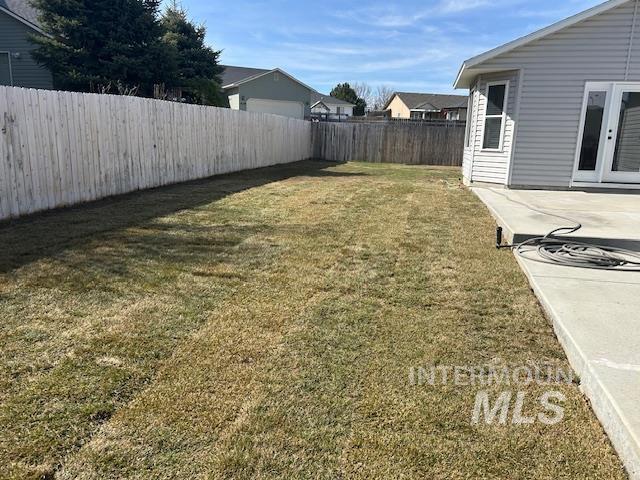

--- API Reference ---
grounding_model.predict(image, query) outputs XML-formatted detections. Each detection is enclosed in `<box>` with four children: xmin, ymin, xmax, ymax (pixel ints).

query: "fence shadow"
<box><xmin>0</xmin><ymin>159</ymin><xmax>363</xmax><ymax>273</ymax></box>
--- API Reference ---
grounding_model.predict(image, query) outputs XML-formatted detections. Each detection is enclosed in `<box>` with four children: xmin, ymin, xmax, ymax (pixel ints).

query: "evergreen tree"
<box><xmin>330</xmin><ymin>82</ymin><xmax>366</xmax><ymax>116</ymax></box>
<box><xmin>160</xmin><ymin>3</ymin><xmax>225</xmax><ymax>106</ymax></box>
<box><xmin>30</xmin><ymin>0</ymin><xmax>172</xmax><ymax>95</ymax></box>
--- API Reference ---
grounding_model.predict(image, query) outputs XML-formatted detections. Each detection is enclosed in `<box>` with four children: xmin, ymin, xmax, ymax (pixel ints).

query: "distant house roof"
<box><xmin>311</xmin><ymin>100</ymin><xmax>330</xmax><ymax>111</ymax></box>
<box><xmin>220</xmin><ymin>64</ymin><xmax>355</xmax><ymax>106</ymax></box>
<box><xmin>220</xmin><ymin>65</ymin><xmax>271</xmax><ymax>87</ymax></box>
<box><xmin>386</xmin><ymin>92</ymin><xmax>468</xmax><ymax>111</ymax></box>
<box><xmin>413</xmin><ymin>102</ymin><xmax>439</xmax><ymax>112</ymax></box>
<box><xmin>219</xmin><ymin>65</ymin><xmax>316</xmax><ymax>93</ymax></box>
<box><xmin>0</xmin><ymin>0</ymin><xmax>43</xmax><ymax>32</ymax></box>
<box><xmin>310</xmin><ymin>91</ymin><xmax>355</xmax><ymax>107</ymax></box>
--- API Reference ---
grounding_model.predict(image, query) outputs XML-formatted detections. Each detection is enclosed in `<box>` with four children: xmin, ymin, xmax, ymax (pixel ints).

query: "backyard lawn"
<box><xmin>0</xmin><ymin>160</ymin><xmax>626</xmax><ymax>479</ymax></box>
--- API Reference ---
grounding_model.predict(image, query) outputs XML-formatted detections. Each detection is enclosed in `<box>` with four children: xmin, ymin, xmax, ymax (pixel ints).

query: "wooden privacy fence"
<box><xmin>0</xmin><ymin>86</ymin><xmax>466</xmax><ymax>221</ymax></box>
<box><xmin>311</xmin><ymin>121</ymin><xmax>465</xmax><ymax>166</ymax></box>
<box><xmin>0</xmin><ymin>86</ymin><xmax>312</xmax><ymax>220</ymax></box>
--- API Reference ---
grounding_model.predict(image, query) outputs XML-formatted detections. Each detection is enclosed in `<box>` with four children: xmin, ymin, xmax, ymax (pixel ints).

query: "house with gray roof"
<box><xmin>0</xmin><ymin>0</ymin><xmax>52</xmax><ymax>88</ymax></box>
<box><xmin>384</xmin><ymin>92</ymin><xmax>468</xmax><ymax>120</ymax></box>
<box><xmin>220</xmin><ymin>65</ymin><xmax>354</xmax><ymax>120</ymax></box>
<box><xmin>310</xmin><ymin>92</ymin><xmax>354</xmax><ymax>120</ymax></box>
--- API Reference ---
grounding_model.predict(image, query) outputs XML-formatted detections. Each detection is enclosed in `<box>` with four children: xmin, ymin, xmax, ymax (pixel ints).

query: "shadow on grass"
<box><xmin>0</xmin><ymin>159</ymin><xmax>363</xmax><ymax>274</ymax></box>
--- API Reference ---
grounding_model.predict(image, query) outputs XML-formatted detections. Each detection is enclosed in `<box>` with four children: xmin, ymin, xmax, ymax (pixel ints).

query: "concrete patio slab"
<box><xmin>474</xmin><ymin>187</ymin><xmax>640</xmax><ymax>249</ymax></box>
<box><xmin>473</xmin><ymin>187</ymin><xmax>640</xmax><ymax>480</ymax></box>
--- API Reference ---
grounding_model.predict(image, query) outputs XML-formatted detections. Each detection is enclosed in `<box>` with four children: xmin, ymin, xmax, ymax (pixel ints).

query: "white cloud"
<box><xmin>436</xmin><ymin>0</ymin><xmax>493</xmax><ymax>14</ymax></box>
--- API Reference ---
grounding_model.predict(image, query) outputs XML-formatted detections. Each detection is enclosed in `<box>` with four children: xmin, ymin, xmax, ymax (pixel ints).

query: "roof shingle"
<box><xmin>310</xmin><ymin>91</ymin><xmax>354</xmax><ymax>106</ymax></box>
<box><xmin>389</xmin><ymin>92</ymin><xmax>468</xmax><ymax>110</ymax></box>
<box><xmin>220</xmin><ymin>65</ymin><xmax>271</xmax><ymax>87</ymax></box>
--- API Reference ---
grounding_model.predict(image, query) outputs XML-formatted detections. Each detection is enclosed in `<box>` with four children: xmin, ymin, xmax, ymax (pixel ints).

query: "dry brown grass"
<box><xmin>0</xmin><ymin>160</ymin><xmax>626</xmax><ymax>479</ymax></box>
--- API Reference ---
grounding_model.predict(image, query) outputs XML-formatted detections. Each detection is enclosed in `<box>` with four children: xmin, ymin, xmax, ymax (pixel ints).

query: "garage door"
<box><xmin>246</xmin><ymin>98</ymin><xmax>304</xmax><ymax>119</ymax></box>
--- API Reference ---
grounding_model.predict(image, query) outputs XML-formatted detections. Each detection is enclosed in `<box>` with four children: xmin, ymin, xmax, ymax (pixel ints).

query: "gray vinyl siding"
<box><xmin>236</xmin><ymin>71</ymin><xmax>311</xmax><ymax>117</ymax></box>
<box><xmin>0</xmin><ymin>11</ymin><xmax>52</xmax><ymax>89</ymax></box>
<box><xmin>469</xmin><ymin>71</ymin><xmax>519</xmax><ymax>184</ymax></box>
<box><xmin>472</xmin><ymin>0</ymin><xmax>640</xmax><ymax>187</ymax></box>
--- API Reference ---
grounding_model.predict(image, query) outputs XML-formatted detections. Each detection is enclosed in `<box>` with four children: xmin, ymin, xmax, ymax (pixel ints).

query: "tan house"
<box><xmin>384</xmin><ymin>92</ymin><xmax>468</xmax><ymax>120</ymax></box>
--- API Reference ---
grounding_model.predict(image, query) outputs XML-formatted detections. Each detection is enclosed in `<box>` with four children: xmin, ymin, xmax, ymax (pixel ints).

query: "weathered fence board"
<box><xmin>0</xmin><ymin>85</ymin><xmax>468</xmax><ymax>221</ymax></box>
<box><xmin>311</xmin><ymin>122</ymin><xmax>464</xmax><ymax>166</ymax></box>
<box><xmin>0</xmin><ymin>86</ymin><xmax>312</xmax><ymax>220</ymax></box>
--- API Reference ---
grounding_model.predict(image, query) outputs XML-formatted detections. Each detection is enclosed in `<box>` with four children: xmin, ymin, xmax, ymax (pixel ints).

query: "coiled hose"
<box><xmin>478</xmin><ymin>187</ymin><xmax>640</xmax><ymax>272</ymax></box>
<box><xmin>514</xmin><ymin>225</ymin><xmax>640</xmax><ymax>272</ymax></box>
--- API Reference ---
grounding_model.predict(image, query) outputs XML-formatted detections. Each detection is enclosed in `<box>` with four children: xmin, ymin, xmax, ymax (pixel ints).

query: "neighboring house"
<box><xmin>0</xmin><ymin>0</ymin><xmax>51</xmax><ymax>88</ymax></box>
<box><xmin>455</xmin><ymin>0</ymin><xmax>640</xmax><ymax>189</ymax></box>
<box><xmin>310</xmin><ymin>92</ymin><xmax>354</xmax><ymax>120</ymax></box>
<box><xmin>384</xmin><ymin>92</ymin><xmax>468</xmax><ymax>120</ymax></box>
<box><xmin>221</xmin><ymin>65</ymin><xmax>316</xmax><ymax>119</ymax></box>
<box><xmin>220</xmin><ymin>65</ymin><xmax>354</xmax><ymax>121</ymax></box>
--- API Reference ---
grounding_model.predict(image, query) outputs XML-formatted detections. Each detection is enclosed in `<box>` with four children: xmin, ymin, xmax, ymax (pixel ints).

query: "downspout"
<box><xmin>625</xmin><ymin>0</ymin><xmax>639</xmax><ymax>80</ymax></box>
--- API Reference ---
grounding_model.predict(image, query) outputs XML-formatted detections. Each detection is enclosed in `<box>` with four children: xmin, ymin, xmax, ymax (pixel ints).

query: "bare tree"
<box><xmin>373</xmin><ymin>85</ymin><xmax>394</xmax><ymax>111</ymax></box>
<box><xmin>353</xmin><ymin>82</ymin><xmax>373</xmax><ymax>110</ymax></box>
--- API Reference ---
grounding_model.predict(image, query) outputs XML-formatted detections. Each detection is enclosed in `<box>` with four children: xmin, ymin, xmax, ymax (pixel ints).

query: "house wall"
<box><xmin>324</xmin><ymin>103</ymin><xmax>353</xmax><ymax>116</ymax></box>
<box><xmin>474</xmin><ymin>0</ymin><xmax>640</xmax><ymax>187</ymax></box>
<box><xmin>465</xmin><ymin>70</ymin><xmax>519</xmax><ymax>184</ymax></box>
<box><xmin>386</xmin><ymin>95</ymin><xmax>410</xmax><ymax>118</ymax></box>
<box><xmin>228</xmin><ymin>93</ymin><xmax>239</xmax><ymax>110</ymax></box>
<box><xmin>446</xmin><ymin>108</ymin><xmax>467</xmax><ymax>121</ymax></box>
<box><xmin>0</xmin><ymin>11</ymin><xmax>52</xmax><ymax>89</ymax></box>
<box><xmin>236</xmin><ymin>71</ymin><xmax>311</xmax><ymax>117</ymax></box>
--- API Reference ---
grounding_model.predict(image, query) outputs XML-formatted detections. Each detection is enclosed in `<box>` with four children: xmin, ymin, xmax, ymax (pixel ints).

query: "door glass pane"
<box><xmin>612</xmin><ymin>91</ymin><xmax>640</xmax><ymax>172</ymax></box>
<box><xmin>578</xmin><ymin>91</ymin><xmax>606</xmax><ymax>171</ymax></box>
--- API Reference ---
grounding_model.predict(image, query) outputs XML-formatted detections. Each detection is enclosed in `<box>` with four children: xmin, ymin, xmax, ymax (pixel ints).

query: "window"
<box><xmin>482</xmin><ymin>82</ymin><xmax>508</xmax><ymax>150</ymax></box>
<box><xmin>465</xmin><ymin>91</ymin><xmax>474</xmax><ymax>147</ymax></box>
<box><xmin>337</xmin><ymin>106</ymin><xmax>342</xmax><ymax>115</ymax></box>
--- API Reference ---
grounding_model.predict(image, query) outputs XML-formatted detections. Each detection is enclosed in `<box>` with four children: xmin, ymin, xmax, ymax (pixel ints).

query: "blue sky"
<box><xmin>177</xmin><ymin>0</ymin><xmax>604</xmax><ymax>95</ymax></box>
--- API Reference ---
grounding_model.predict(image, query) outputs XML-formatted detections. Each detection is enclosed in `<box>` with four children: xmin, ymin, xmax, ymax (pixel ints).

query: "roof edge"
<box><xmin>0</xmin><ymin>5</ymin><xmax>45</xmax><ymax>34</ymax></box>
<box><xmin>313</xmin><ymin>96</ymin><xmax>355</xmax><ymax>107</ymax></box>
<box><xmin>453</xmin><ymin>0</ymin><xmax>630</xmax><ymax>88</ymax></box>
<box><xmin>223</xmin><ymin>67</ymin><xmax>316</xmax><ymax>93</ymax></box>
<box><xmin>382</xmin><ymin>92</ymin><xmax>398</xmax><ymax>110</ymax></box>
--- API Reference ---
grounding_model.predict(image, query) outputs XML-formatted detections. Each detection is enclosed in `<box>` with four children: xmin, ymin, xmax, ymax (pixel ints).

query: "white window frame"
<box><xmin>482</xmin><ymin>80</ymin><xmax>509</xmax><ymax>152</ymax></box>
<box><xmin>571</xmin><ymin>82</ymin><xmax>612</xmax><ymax>183</ymax></box>
<box><xmin>572</xmin><ymin>81</ymin><xmax>640</xmax><ymax>184</ymax></box>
